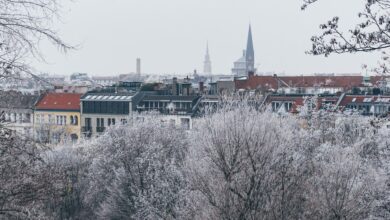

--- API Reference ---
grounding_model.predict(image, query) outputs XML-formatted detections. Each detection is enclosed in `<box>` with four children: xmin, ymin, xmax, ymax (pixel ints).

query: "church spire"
<box><xmin>246</xmin><ymin>25</ymin><xmax>255</xmax><ymax>74</ymax></box>
<box><xmin>203</xmin><ymin>42</ymin><xmax>212</xmax><ymax>74</ymax></box>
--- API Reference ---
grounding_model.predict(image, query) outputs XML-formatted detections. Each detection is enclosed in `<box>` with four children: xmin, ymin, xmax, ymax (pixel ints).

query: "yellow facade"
<box><xmin>34</xmin><ymin>110</ymin><xmax>81</xmax><ymax>144</ymax></box>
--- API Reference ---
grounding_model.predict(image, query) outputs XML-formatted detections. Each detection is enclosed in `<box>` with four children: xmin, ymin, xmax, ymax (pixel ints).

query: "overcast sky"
<box><xmin>31</xmin><ymin>0</ymin><xmax>382</xmax><ymax>76</ymax></box>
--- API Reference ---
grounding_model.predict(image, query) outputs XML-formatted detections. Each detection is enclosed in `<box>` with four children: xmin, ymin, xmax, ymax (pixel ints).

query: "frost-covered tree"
<box><xmin>83</xmin><ymin>117</ymin><xmax>192</xmax><ymax>220</ymax></box>
<box><xmin>303</xmin><ymin>0</ymin><xmax>390</xmax><ymax>57</ymax></box>
<box><xmin>40</xmin><ymin>146</ymin><xmax>90</xmax><ymax>220</ymax></box>
<box><xmin>188</xmin><ymin>102</ymin><xmax>388</xmax><ymax>219</ymax></box>
<box><xmin>0</xmin><ymin>128</ymin><xmax>56</xmax><ymax>219</ymax></box>
<box><xmin>3</xmin><ymin>101</ymin><xmax>390</xmax><ymax>219</ymax></box>
<box><xmin>303</xmin><ymin>1</ymin><xmax>390</xmax><ymax>76</ymax></box>
<box><xmin>188</xmin><ymin>104</ymin><xmax>311</xmax><ymax>220</ymax></box>
<box><xmin>305</xmin><ymin>143</ymin><xmax>382</xmax><ymax>219</ymax></box>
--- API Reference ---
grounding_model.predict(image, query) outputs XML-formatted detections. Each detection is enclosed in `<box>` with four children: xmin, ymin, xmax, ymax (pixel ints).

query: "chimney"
<box><xmin>136</xmin><ymin>58</ymin><xmax>141</xmax><ymax>74</ymax></box>
<box><xmin>199</xmin><ymin>82</ymin><xmax>204</xmax><ymax>93</ymax></box>
<box><xmin>172</xmin><ymin>77</ymin><xmax>178</xmax><ymax>95</ymax></box>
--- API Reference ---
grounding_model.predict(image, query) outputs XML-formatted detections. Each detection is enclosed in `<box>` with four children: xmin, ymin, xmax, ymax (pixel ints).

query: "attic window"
<box><xmin>363</xmin><ymin>98</ymin><xmax>372</xmax><ymax>103</ymax></box>
<box><xmin>54</xmin><ymin>102</ymin><xmax>57</xmax><ymax>105</ymax></box>
<box><xmin>352</xmin><ymin>98</ymin><xmax>356</xmax><ymax>102</ymax></box>
<box><xmin>68</xmin><ymin>102</ymin><xmax>71</xmax><ymax>105</ymax></box>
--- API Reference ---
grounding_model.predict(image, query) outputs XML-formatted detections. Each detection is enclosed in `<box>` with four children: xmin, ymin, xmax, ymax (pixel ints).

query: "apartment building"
<box><xmin>34</xmin><ymin>93</ymin><xmax>82</xmax><ymax>144</ymax></box>
<box><xmin>0</xmin><ymin>91</ymin><xmax>40</xmax><ymax>137</ymax></box>
<box><xmin>80</xmin><ymin>92</ymin><xmax>143</xmax><ymax>137</ymax></box>
<box><xmin>136</xmin><ymin>94</ymin><xmax>201</xmax><ymax>129</ymax></box>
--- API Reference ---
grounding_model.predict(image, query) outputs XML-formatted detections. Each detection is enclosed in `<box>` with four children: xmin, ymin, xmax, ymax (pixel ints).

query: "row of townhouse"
<box><xmin>3</xmin><ymin>74</ymin><xmax>390</xmax><ymax>144</ymax></box>
<box><xmin>263</xmin><ymin>93</ymin><xmax>390</xmax><ymax>117</ymax></box>
<box><xmin>207</xmin><ymin>74</ymin><xmax>389</xmax><ymax>95</ymax></box>
<box><xmin>0</xmin><ymin>88</ymin><xmax>202</xmax><ymax>144</ymax></box>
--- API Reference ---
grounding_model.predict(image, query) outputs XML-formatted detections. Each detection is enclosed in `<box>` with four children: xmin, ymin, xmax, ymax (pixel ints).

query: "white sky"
<box><xmin>31</xmin><ymin>0</ymin><xmax>382</xmax><ymax>76</ymax></box>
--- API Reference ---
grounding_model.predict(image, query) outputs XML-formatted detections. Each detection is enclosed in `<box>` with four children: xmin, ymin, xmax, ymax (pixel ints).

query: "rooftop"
<box><xmin>0</xmin><ymin>90</ymin><xmax>40</xmax><ymax>109</ymax></box>
<box><xmin>81</xmin><ymin>93</ymin><xmax>136</xmax><ymax>101</ymax></box>
<box><xmin>141</xmin><ymin>95</ymin><xmax>200</xmax><ymax>102</ymax></box>
<box><xmin>35</xmin><ymin>93</ymin><xmax>81</xmax><ymax>111</ymax></box>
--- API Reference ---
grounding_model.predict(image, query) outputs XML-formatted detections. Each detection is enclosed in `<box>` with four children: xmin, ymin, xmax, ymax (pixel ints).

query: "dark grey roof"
<box><xmin>0</xmin><ymin>90</ymin><xmax>40</xmax><ymax>109</ymax></box>
<box><xmin>81</xmin><ymin>92</ymin><xmax>137</xmax><ymax>101</ymax></box>
<box><xmin>141</xmin><ymin>95</ymin><xmax>200</xmax><ymax>102</ymax></box>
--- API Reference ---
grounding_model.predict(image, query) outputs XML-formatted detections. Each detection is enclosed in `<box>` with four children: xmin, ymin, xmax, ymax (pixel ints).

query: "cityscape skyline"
<box><xmin>31</xmin><ymin>0</ymin><xmax>381</xmax><ymax>76</ymax></box>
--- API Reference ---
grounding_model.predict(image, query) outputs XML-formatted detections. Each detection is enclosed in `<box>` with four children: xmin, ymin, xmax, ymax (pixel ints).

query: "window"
<box><xmin>121</xmin><ymin>119</ymin><xmax>127</xmax><ymax>125</ymax></box>
<box><xmin>70</xmin><ymin>116</ymin><xmax>74</xmax><ymax>124</ymax></box>
<box><xmin>180</xmin><ymin>118</ymin><xmax>190</xmax><ymax>130</ymax></box>
<box><xmin>83</xmin><ymin>101</ymin><xmax>130</xmax><ymax>114</ymax></box>
<box><xmin>272</xmin><ymin>102</ymin><xmax>281</xmax><ymax>112</ymax></box>
<box><xmin>97</xmin><ymin>118</ymin><xmax>105</xmax><ymax>127</ymax></box>
<box><xmin>85</xmin><ymin>118</ymin><xmax>91</xmax><ymax>127</ymax></box>
<box><xmin>74</xmin><ymin>116</ymin><xmax>78</xmax><ymax>125</ymax></box>
<box><xmin>108</xmin><ymin>118</ymin><xmax>116</xmax><ymax>126</ymax></box>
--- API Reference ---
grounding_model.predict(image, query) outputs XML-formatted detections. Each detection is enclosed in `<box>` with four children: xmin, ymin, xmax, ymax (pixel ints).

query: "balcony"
<box><xmin>82</xmin><ymin>126</ymin><xmax>92</xmax><ymax>138</ymax></box>
<box><xmin>96</xmin><ymin>127</ymin><xmax>106</xmax><ymax>133</ymax></box>
<box><xmin>82</xmin><ymin>126</ymin><xmax>92</xmax><ymax>132</ymax></box>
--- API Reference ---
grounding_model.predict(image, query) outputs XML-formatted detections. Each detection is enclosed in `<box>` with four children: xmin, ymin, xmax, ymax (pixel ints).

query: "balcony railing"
<box><xmin>81</xmin><ymin>126</ymin><xmax>92</xmax><ymax>132</ymax></box>
<box><xmin>82</xmin><ymin>126</ymin><xmax>92</xmax><ymax>138</ymax></box>
<box><xmin>96</xmin><ymin>127</ymin><xmax>106</xmax><ymax>133</ymax></box>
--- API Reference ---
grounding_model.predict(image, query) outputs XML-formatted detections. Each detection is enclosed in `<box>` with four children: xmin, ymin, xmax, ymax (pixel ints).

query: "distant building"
<box><xmin>69</xmin><ymin>73</ymin><xmax>93</xmax><ymax>87</ymax></box>
<box><xmin>38</xmin><ymin>73</ymin><xmax>66</xmax><ymax>85</ymax></box>
<box><xmin>336</xmin><ymin>95</ymin><xmax>390</xmax><ymax>116</ymax></box>
<box><xmin>235</xmin><ymin>74</ymin><xmax>384</xmax><ymax>95</ymax></box>
<box><xmin>92</xmin><ymin>76</ymin><xmax>119</xmax><ymax>87</ymax></box>
<box><xmin>262</xmin><ymin>94</ymin><xmax>339</xmax><ymax>114</ymax></box>
<box><xmin>70</xmin><ymin>73</ymin><xmax>90</xmax><ymax>81</ymax></box>
<box><xmin>54</xmin><ymin>85</ymin><xmax>90</xmax><ymax>94</ymax></box>
<box><xmin>232</xmin><ymin>25</ymin><xmax>256</xmax><ymax>76</ymax></box>
<box><xmin>203</xmin><ymin>43</ymin><xmax>212</xmax><ymax>74</ymax></box>
<box><xmin>232</xmin><ymin>50</ymin><xmax>248</xmax><ymax>77</ymax></box>
<box><xmin>34</xmin><ymin>93</ymin><xmax>82</xmax><ymax>144</ymax></box>
<box><xmin>0</xmin><ymin>91</ymin><xmax>40</xmax><ymax>137</ymax></box>
<box><xmin>136</xmin><ymin>58</ymin><xmax>141</xmax><ymax>75</ymax></box>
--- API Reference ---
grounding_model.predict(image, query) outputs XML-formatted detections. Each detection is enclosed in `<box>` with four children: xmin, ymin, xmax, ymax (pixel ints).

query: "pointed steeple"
<box><xmin>203</xmin><ymin>42</ymin><xmax>212</xmax><ymax>74</ymax></box>
<box><xmin>246</xmin><ymin>25</ymin><xmax>255</xmax><ymax>74</ymax></box>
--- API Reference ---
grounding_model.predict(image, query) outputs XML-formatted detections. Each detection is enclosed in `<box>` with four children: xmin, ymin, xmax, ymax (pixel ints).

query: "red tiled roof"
<box><xmin>235</xmin><ymin>75</ymin><xmax>385</xmax><ymax>90</ymax></box>
<box><xmin>35</xmin><ymin>93</ymin><xmax>81</xmax><ymax>111</ymax></box>
<box><xmin>265</xmin><ymin>95</ymin><xmax>338</xmax><ymax>113</ymax></box>
<box><xmin>338</xmin><ymin>95</ymin><xmax>390</xmax><ymax>107</ymax></box>
<box><xmin>235</xmin><ymin>76</ymin><xmax>278</xmax><ymax>90</ymax></box>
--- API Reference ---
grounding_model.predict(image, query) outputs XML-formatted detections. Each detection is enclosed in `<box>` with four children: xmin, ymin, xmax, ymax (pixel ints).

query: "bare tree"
<box><xmin>0</xmin><ymin>0</ymin><xmax>72</xmax><ymax>79</ymax></box>
<box><xmin>303</xmin><ymin>0</ymin><xmax>390</xmax><ymax>59</ymax></box>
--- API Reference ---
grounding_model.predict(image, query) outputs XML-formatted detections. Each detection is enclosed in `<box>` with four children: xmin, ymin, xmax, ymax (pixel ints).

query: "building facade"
<box><xmin>34</xmin><ymin>93</ymin><xmax>82</xmax><ymax>144</ymax></box>
<box><xmin>80</xmin><ymin>92</ymin><xmax>143</xmax><ymax>137</ymax></box>
<box><xmin>136</xmin><ymin>95</ymin><xmax>202</xmax><ymax>129</ymax></box>
<box><xmin>0</xmin><ymin>91</ymin><xmax>40</xmax><ymax>137</ymax></box>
